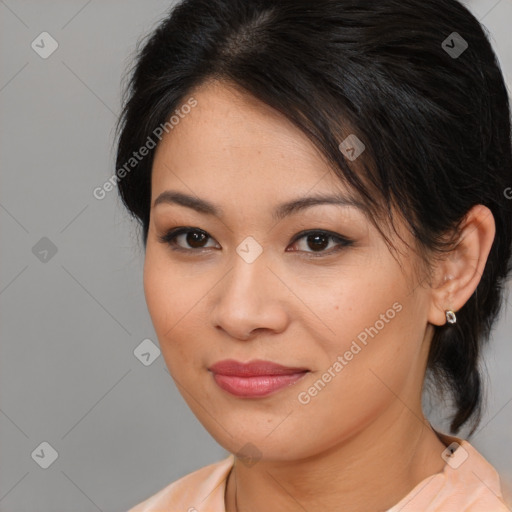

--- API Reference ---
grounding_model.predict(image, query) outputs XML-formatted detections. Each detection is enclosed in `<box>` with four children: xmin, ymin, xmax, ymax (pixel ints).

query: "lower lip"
<box><xmin>211</xmin><ymin>372</ymin><xmax>308</xmax><ymax>397</ymax></box>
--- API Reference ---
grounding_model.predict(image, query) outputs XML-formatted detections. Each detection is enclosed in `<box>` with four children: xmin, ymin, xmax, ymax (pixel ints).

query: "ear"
<box><xmin>427</xmin><ymin>205</ymin><xmax>496</xmax><ymax>327</ymax></box>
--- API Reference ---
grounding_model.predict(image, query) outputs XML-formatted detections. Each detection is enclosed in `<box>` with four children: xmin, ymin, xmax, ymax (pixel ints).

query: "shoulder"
<box><xmin>128</xmin><ymin>454</ymin><xmax>234</xmax><ymax>512</ymax></box>
<box><xmin>388</xmin><ymin>432</ymin><xmax>511</xmax><ymax>511</ymax></box>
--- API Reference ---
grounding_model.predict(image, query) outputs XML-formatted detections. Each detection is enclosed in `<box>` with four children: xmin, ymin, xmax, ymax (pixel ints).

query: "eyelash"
<box><xmin>157</xmin><ymin>227</ymin><xmax>353</xmax><ymax>257</ymax></box>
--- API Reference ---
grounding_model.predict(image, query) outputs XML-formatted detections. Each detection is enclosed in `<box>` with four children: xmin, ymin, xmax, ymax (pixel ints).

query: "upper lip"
<box><xmin>209</xmin><ymin>359</ymin><xmax>309</xmax><ymax>377</ymax></box>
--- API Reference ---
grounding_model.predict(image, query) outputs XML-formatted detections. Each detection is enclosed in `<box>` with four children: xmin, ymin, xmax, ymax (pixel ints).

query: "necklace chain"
<box><xmin>233</xmin><ymin>464</ymin><xmax>239</xmax><ymax>512</ymax></box>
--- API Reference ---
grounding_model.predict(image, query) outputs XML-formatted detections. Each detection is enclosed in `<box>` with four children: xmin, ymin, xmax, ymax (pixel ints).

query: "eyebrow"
<box><xmin>152</xmin><ymin>190</ymin><xmax>365</xmax><ymax>221</ymax></box>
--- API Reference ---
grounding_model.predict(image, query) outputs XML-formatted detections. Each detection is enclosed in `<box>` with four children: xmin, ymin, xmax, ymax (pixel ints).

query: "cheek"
<box><xmin>290</xmin><ymin>304</ymin><xmax>417</xmax><ymax>451</ymax></box>
<box><xmin>143</xmin><ymin>248</ymin><xmax>197</xmax><ymax>329</ymax></box>
<box><xmin>143</xmin><ymin>248</ymin><xmax>216</xmax><ymax>374</ymax></box>
<box><xmin>303</xmin><ymin>271</ymin><xmax>418</xmax><ymax>391</ymax></box>
<box><xmin>143</xmin><ymin>250</ymin><xmax>172</xmax><ymax>331</ymax></box>
<box><xmin>300</xmin><ymin>270</ymin><xmax>402</xmax><ymax>348</ymax></box>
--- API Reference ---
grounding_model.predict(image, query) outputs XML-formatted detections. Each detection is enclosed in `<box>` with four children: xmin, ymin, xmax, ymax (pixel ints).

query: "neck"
<box><xmin>226</xmin><ymin>409</ymin><xmax>447</xmax><ymax>512</ymax></box>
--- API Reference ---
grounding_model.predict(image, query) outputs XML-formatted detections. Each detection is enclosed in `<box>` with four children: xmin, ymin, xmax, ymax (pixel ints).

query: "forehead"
<box><xmin>151</xmin><ymin>79</ymin><xmax>346</xmax><ymax>192</ymax></box>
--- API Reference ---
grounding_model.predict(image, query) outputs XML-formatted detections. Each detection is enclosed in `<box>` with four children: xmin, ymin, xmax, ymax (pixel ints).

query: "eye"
<box><xmin>158</xmin><ymin>227</ymin><xmax>353</xmax><ymax>256</ymax></box>
<box><xmin>158</xmin><ymin>227</ymin><xmax>220</xmax><ymax>252</ymax></box>
<box><xmin>287</xmin><ymin>230</ymin><xmax>353</xmax><ymax>256</ymax></box>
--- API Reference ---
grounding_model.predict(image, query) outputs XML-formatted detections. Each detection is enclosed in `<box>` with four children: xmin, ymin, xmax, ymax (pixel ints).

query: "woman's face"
<box><xmin>144</xmin><ymin>80</ymin><xmax>435</xmax><ymax>461</ymax></box>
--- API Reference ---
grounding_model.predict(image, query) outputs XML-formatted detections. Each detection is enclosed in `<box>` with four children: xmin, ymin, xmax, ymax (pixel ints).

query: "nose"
<box><xmin>210</xmin><ymin>249</ymin><xmax>290</xmax><ymax>341</ymax></box>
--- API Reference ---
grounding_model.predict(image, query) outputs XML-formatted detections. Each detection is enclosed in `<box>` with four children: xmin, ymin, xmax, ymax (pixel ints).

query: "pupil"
<box><xmin>307</xmin><ymin>234</ymin><xmax>328</xmax><ymax>251</ymax></box>
<box><xmin>187</xmin><ymin>231</ymin><xmax>207</xmax><ymax>248</ymax></box>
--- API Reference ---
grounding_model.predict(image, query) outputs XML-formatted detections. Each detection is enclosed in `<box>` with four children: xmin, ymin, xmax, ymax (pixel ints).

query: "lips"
<box><xmin>208</xmin><ymin>359</ymin><xmax>309</xmax><ymax>397</ymax></box>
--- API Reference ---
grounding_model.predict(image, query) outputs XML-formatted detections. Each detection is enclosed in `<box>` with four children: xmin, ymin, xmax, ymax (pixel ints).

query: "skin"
<box><xmin>143</xmin><ymin>79</ymin><xmax>496</xmax><ymax>512</ymax></box>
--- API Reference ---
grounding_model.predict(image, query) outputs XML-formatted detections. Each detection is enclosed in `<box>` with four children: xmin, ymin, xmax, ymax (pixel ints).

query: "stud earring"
<box><xmin>445</xmin><ymin>310</ymin><xmax>457</xmax><ymax>324</ymax></box>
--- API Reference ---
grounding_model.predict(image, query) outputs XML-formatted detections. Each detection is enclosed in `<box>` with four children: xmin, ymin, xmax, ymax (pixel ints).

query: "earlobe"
<box><xmin>427</xmin><ymin>205</ymin><xmax>496</xmax><ymax>327</ymax></box>
<box><xmin>427</xmin><ymin>271</ymin><xmax>458</xmax><ymax>327</ymax></box>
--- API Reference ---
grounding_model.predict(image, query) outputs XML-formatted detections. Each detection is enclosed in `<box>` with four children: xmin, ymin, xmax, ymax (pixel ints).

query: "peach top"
<box><xmin>128</xmin><ymin>432</ymin><xmax>510</xmax><ymax>511</ymax></box>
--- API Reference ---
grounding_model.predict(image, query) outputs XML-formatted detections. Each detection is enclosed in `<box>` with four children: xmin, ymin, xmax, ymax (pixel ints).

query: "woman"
<box><xmin>117</xmin><ymin>0</ymin><xmax>512</xmax><ymax>510</ymax></box>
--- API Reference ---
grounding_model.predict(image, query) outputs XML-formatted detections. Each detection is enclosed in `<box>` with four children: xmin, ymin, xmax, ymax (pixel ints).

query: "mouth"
<box><xmin>208</xmin><ymin>359</ymin><xmax>310</xmax><ymax>398</ymax></box>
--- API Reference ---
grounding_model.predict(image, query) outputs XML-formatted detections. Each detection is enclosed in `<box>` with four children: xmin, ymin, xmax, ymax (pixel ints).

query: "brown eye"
<box><xmin>287</xmin><ymin>230</ymin><xmax>353</xmax><ymax>256</ymax></box>
<box><xmin>305</xmin><ymin>233</ymin><xmax>330</xmax><ymax>251</ymax></box>
<box><xmin>186</xmin><ymin>230</ymin><xmax>208</xmax><ymax>248</ymax></box>
<box><xmin>158</xmin><ymin>227</ymin><xmax>220</xmax><ymax>251</ymax></box>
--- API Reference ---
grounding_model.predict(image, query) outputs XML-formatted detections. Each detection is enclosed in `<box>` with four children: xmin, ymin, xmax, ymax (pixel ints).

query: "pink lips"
<box><xmin>208</xmin><ymin>359</ymin><xmax>309</xmax><ymax>398</ymax></box>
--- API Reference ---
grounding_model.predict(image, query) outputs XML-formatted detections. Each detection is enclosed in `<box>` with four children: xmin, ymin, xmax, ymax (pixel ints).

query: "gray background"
<box><xmin>0</xmin><ymin>1</ymin><xmax>511</xmax><ymax>511</ymax></box>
